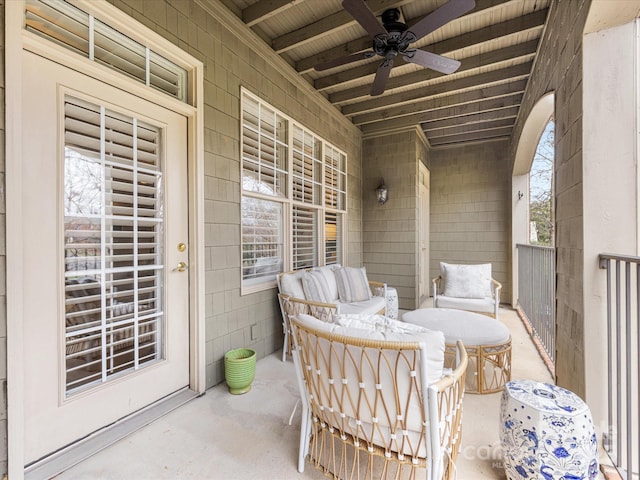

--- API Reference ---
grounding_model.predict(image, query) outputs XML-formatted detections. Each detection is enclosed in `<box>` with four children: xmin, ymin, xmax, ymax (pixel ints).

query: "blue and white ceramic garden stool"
<box><xmin>500</xmin><ymin>380</ymin><xmax>598</xmax><ymax>480</ymax></box>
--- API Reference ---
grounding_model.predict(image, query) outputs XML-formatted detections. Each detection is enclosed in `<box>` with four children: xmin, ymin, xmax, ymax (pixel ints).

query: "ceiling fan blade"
<box><xmin>370</xmin><ymin>60</ymin><xmax>393</xmax><ymax>96</ymax></box>
<box><xmin>342</xmin><ymin>0</ymin><xmax>387</xmax><ymax>38</ymax></box>
<box><xmin>403</xmin><ymin>49</ymin><xmax>461</xmax><ymax>74</ymax></box>
<box><xmin>404</xmin><ymin>0</ymin><xmax>476</xmax><ymax>42</ymax></box>
<box><xmin>314</xmin><ymin>51</ymin><xmax>373</xmax><ymax>71</ymax></box>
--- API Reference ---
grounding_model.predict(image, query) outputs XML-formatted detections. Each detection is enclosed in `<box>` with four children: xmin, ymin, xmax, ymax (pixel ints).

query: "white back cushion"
<box><xmin>440</xmin><ymin>262</ymin><xmax>492</xmax><ymax>298</ymax></box>
<box><xmin>302</xmin><ymin>271</ymin><xmax>332</xmax><ymax>303</ymax></box>
<box><xmin>334</xmin><ymin>266</ymin><xmax>372</xmax><ymax>302</ymax></box>
<box><xmin>279</xmin><ymin>270</ymin><xmax>306</xmax><ymax>298</ymax></box>
<box><xmin>312</xmin><ymin>264</ymin><xmax>340</xmax><ymax>301</ymax></box>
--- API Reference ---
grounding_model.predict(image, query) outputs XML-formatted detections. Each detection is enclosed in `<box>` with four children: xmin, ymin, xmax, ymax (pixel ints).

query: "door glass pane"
<box><xmin>63</xmin><ymin>96</ymin><xmax>164</xmax><ymax>396</ymax></box>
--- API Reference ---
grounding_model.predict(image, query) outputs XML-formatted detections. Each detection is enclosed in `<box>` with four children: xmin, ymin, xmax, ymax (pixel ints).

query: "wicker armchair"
<box><xmin>290</xmin><ymin>315</ymin><xmax>468</xmax><ymax>480</ymax></box>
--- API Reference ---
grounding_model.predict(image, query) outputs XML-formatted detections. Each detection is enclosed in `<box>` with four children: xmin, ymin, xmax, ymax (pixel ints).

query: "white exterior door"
<box><xmin>419</xmin><ymin>164</ymin><xmax>430</xmax><ymax>302</ymax></box>
<box><xmin>20</xmin><ymin>51</ymin><xmax>190</xmax><ymax>464</ymax></box>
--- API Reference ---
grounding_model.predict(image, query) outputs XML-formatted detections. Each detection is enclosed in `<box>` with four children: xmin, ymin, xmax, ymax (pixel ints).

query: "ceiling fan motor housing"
<box><xmin>373</xmin><ymin>8</ymin><xmax>413</xmax><ymax>59</ymax></box>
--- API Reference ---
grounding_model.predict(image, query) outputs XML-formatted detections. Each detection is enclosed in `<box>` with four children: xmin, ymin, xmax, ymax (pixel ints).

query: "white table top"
<box><xmin>402</xmin><ymin>308</ymin><xmax>510</xmax><ymax>346</ymax></box>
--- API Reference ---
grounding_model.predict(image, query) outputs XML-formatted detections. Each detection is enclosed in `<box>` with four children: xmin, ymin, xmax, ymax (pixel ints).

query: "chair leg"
<box><xmin>282</xmin><ymin>326</ymin><xmax>288</xmax><ymax>362</ymax></box>
<box><xmin>298</xmin><ymin>403</ymin><xmax>311</xmax><ymax>473</ymax></box>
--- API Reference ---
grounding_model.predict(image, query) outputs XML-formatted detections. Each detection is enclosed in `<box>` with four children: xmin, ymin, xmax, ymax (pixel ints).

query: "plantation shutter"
<box><xmin>241</xmin><ymin>94</ymin><xmax>288</xmax><ymax>197</ymax></box>
<box><xmin>324</xmin><ymin>146</ymin><xmax>345</xmax><ymax>266</ymax></box>
<box><xmin>63</xmin><ymin>96</ymin><xmax>164</xmax><ymax>395</ymax></box>
<box><xmin>324</xmin><ymin>145</ymin><xmax>346</xmax><ymax>210</ymax></box>
<box><xmin>25</xmin><ymin>0</ymin><xmax>187</xmax><ymax>101</ymax></box>
<box><xmin>324</xmin><ymin>211</ymin><xmax>342</xmax><ymax>265</ymax></box>
<box><xmin>292</xmin><ymin>125</ymin><xmax>322</xmax><ymax>205</ymax></box>
<box><xmin>292</xmin><ymin>206</ymin><xmax>318</xmax><ymax>270</ymax></box>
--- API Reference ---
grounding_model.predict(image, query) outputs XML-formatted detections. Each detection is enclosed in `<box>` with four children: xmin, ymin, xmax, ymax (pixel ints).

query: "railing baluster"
<box><xmin>606</xmin><ymin>257</ymin><xmax>613</xmax><ymax>457</ymax></box>
<box><xmin>626</xmin><ymin>261</ymin><xmax>632</xmax><ymax>478</ymax></box>
<box><xmin>516</xmin><ymin>244</ymin><xmax>556</xmax><ymax>364</ymax></box>
<box><xmin>616</xmin><ymin>259</ymin><xmax>623</xmax><ymax>472</ymax></box>
<box><xmin>599</xmin><ymin>253</ymin><xmax>640</xmax><ymax>478</ymax></box>
<box><xmin>637</xmin><ymin>263</ymin><xmax>640</xmax><ymax>480</ymax></box>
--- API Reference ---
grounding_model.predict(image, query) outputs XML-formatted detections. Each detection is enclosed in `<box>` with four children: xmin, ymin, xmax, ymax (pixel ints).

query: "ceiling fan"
<box><xmin>315</xmin><ymin>0</ymin><xmax>476</xmax><ymax>96</ymax></box>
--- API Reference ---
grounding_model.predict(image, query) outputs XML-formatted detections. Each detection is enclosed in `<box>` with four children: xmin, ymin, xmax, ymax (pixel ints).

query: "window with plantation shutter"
<box><xmin>63</xmin><ymin>96</ymin><xmax>164</xmax><ymax>395</ymax></box>
<box><xmin>241</xmin><ymin>89</ymin><xmax>347</xmax><ymax>292</ymax></box>
<box><xmin>242</xmin><ymin>94</ymin><xmax>288</xmax><ymax>197</ymax></box>
<box><xmin>325</xmin><ymin>145</ymin><xmax>347</xmax><ymax>210</ymax></box>
<box><xmin>292</xmin><ymin>206</ymin><xmax>318</xmax><ymax>270</ymax></box>
<box><xmin>324</xmin><ymin>211</ymin><xmax>342</xmax><ymax>265</ymax></box>
<box><xmin>292</xmin><ymin>126</ymin><xmax>322</xmax><ymax>205</ymax></box>
<box><xmin>25</xmin><ymin>0</ymin><xmax>188</xmax><ymax>102</ymax></box>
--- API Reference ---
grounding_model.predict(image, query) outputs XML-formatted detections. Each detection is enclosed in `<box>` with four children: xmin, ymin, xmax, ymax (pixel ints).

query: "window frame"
<box><xmin>240</xmin><ymin>88</ymin><xmax>347</xmax><ymax>294</ymax></box>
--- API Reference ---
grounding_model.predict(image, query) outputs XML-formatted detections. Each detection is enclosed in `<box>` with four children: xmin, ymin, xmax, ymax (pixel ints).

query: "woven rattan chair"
<box><xmin>277</xmin><ymin>268</ymin><xmax>386</xmax><ymax>361</ymax></box>
<box><xmin>290</xmin><ymin>315</ymin><xmax>468</xmax><ymax>480</ymax></box>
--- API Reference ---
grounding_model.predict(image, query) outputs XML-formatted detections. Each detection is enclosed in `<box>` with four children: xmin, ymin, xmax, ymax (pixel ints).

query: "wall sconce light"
<box><xmin>376</xmin><ymin>178</ymin><xmax>388</xmax><ymax>205</ymax></box>
<box><xmin>517</xmin><ymin>190</ymin><xmax>524</xmax><ymax>200</ymax></box>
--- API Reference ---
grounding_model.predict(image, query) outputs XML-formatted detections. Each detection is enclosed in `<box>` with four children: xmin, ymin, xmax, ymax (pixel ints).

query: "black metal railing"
<box><xmin>517</xmin><ymin>244</ymin><xmax>556</xmax><ymax>363</ymax></box>
<box><xmin>599</xmin><ymin>253</ymin><xmax>640</xmax><ymax>479</ymax></box>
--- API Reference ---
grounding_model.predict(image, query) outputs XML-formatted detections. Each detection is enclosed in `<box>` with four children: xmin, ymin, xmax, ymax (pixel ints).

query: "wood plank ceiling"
<box><xmin>217</xmin><ymin>0</ymin><xmax>551</xmax><ymax>149</ymax></box>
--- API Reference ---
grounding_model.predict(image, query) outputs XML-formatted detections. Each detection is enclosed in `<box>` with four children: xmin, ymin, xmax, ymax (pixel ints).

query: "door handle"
<box><xmin>174</xmin><ymin>261</ymin><xmax>188</xmax><ymax>272</ymax></box>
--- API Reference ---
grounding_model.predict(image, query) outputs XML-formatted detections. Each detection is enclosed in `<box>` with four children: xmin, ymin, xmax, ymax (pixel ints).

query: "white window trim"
<box><xmin>240</xmin><ymin>88</ymin><xmax>348</xmax><ymax>295</ymax></box>
<box><xmin>5</xmin><ymin>2</ymin><xmax>205</xmax><ymax>478</ymax></box>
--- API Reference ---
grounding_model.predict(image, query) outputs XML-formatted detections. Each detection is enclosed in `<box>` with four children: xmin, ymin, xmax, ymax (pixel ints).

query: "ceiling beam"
<box><xmin>342</xmin><ymin>60</ymin><xmax>532</xmax><ymax>116</ymax></box>
<box><xmin>422</xmin><ymin>105</ymin><xmax>519</xmax><ymax>130</ymax></box>
<box><xmin>353</xmin><ymin>79</ymin><xmax>527</xmax><ymax>125</ymax></box>
<box><xmin>428</xmin><ymin>126</ymin><xmax>513</xmax><ymax>146</ymax></box>
<box><xmin>361</xmin><ymin>95</ymin><xmax>521</xmax><ymax>134</ymax></box>
<box><xmin>272</xmin><ymin>0</ymin><xmax>413</xmax><ymax>53</ymax></box>
<box><xmin>425</xmin><ymin>117</ymin><xmax>515</xmax><ymax>137</ymax></box>
<box><xmin>421</xmin><ymin>93</ymin><xmax>522</xmax><ymax>123</ymax></box>
<box><xmin>243</xmin><ymin>0</ymin><xmax>302</xmax><ymax>27</ymax></box>
<box><xmin>297</xmin><ymin>5</ymin><xmax>547</xmax><ymax>74</ymax></box>
<box><xmin>325</xmin><ymin>39</ymin><xmax>537</xmax><ymax>104</ymax></box>
<box><xmin>275</xmin><ymin>0</ymin><xmax>507</xmax><ymax>55</ymax></box>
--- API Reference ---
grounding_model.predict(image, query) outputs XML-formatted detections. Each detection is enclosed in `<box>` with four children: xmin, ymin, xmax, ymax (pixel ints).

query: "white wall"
<box><xmin>583</xmin><ymin>19</ymin><xmax>639</xmax><ymax>436</ymax></box>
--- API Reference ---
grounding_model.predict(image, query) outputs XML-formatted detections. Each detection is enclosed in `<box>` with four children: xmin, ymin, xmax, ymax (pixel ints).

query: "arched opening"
<box><xmin>512</xmin><ymin>92</ymin><xmax>555</xmax><ymax>306</ymax></box>
<box><xmin>512</xmin><ymin>93</ymin><xmax>556</xmax><ymax>375</ymax></box>
<box><xmin>529</xmin><ymin>117</ymin><xmax>555</xmax><ymax>246</ymax></box>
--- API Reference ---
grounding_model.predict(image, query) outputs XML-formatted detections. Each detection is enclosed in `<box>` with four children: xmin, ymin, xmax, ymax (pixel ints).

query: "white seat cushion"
<box><xmin>337</xmin><ymin>296</ymin><xmax>386</xmax><ymax>316</ymax></box>
<box><xmin>436</xmin><ymin>295</ymin><xmax>495</xmax><ymax>314</ymax></box>
<box><xmin>403</xmin><ymin>308</ymin><xmax>510</xmax><ymax>346</ymax></box>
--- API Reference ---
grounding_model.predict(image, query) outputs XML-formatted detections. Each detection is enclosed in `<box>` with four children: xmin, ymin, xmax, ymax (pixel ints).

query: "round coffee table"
<box><xmin>402</xmin><ymin>308</ymin><xmax>511</xmax><ymax>394</ymax></box>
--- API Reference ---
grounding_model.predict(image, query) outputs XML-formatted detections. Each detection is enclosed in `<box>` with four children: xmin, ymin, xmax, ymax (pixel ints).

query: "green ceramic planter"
<box><xmin>224</xmin><ymin>348</ymin><xmax>256</xmax><ymax>395</ymax></box>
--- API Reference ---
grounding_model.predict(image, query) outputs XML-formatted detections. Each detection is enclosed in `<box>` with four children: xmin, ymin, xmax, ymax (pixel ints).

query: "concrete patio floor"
<box><xmin>56</xmin><ymin>307</ymin><xmax>597</xmax><ymax>479</ymax></box>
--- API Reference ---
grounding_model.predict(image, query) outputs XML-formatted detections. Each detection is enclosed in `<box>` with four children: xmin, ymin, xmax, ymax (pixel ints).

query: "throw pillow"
<box><xmin>441</xmin><ymin>262</ymin><xmax>492</xmax><ymax>298</ymax></box>
<box><xmin>334</xmin><ymin>266</ymin><xmax>372</xmax><ymax>303</ymax></box>
<box><xmin>302</xmin><ymin>271</ymin><xmax>332</xmax><ymax>304</ymax></box>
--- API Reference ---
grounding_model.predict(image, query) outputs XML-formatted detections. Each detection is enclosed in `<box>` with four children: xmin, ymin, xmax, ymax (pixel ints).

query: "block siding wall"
<box><xmin>509</xmin><ymin>0</ymin><xmax>590</xmax><ymax>397</ymax></box>
<box><xmin>430</xmin><ymin>141</ymin><xmax>511</xmax><ymax>304</ymax></box>
<box><xmin>362</xmin><ymin>131</ymin><xmax>421</xmax><ymax>310</ymax></box>
<box><xmin>0</xmin><ymin>2</ymin><xmax>6</xmax><ymax>476</ymax></box>
<box><xmin>108</xmin><ymin>0</ymin><xmax>363</xmax><ymax>387</ymax></box>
